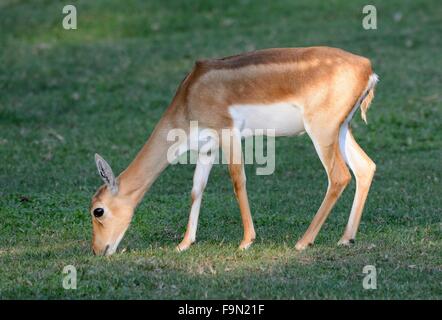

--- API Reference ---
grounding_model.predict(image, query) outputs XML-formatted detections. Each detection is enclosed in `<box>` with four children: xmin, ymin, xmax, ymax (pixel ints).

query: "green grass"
<box><xmin>0</xmin><ymin>0</ymin><xmax>441</xmax><ymax>299</ymax></box>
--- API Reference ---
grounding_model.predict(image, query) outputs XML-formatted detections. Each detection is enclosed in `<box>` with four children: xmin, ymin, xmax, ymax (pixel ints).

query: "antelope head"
<box><xmin>90</xmin><ymin>154</ymin><xmax>133</xmax><ymax>256</ymax></box>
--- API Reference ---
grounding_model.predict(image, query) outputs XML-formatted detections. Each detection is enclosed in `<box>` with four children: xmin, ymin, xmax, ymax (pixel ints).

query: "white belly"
<box><xmin>229</xmin><ymin>102</ymin><xmax>305</xmax><ymax>137</ymax></box>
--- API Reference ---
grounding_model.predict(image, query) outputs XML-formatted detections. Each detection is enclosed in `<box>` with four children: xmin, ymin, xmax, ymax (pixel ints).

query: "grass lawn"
<box><xmin>0</xmin><ymin>0</ymin><xmax>441</xmax><ymax>299</ymax></box>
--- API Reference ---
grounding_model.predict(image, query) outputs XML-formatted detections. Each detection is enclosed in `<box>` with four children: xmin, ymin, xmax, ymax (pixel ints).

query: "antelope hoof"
<box><xmin>295</xmin><ymin>241</ymin><xmax>313</xmax><ymax>251</ymax></box>
<box><xmin>176</xmin><ymin>240</ymin><xmax>193</xmax><ymax>252</ymax></box>
<box><xmin>238</xmin><ymin>239</ymin><xmax>254</xmax><ymax>250</ymax></box>
<box><xmin>338</xmin><ymin>238</ymin><xmax>355</xmax><ymax>246</ymax></box>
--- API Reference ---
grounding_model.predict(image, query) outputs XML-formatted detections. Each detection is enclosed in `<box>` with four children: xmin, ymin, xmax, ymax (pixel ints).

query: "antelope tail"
<box><xmin>360</xmin><ymin>73</ymin><xmax>379</xmax><ymax>124</ymax></box>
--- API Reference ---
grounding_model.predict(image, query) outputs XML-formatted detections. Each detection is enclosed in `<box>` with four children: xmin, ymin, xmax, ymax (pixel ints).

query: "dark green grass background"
<box><xmin>0</xmin><ymin>0</ymin><xmax>441</xmax><ymax>299</ymax></box>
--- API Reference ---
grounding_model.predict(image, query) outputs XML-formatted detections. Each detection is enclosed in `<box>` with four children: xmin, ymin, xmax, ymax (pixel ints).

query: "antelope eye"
<box><xmin>93</xmin><ymin>208</ymin><xmax>104</xmax><ymax>218</ymax></box>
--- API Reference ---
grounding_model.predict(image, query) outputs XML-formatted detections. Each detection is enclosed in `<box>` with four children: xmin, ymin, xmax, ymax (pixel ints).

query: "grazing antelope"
<box><xmin>90</xmin><ymin>46</ymin><xmax>378</xmax><ymax>256</ymax></box>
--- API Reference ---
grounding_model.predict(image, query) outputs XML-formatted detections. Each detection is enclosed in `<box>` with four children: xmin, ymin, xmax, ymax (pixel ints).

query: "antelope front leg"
<box><xmin>231</xmin><ymin>167</ymin><xmax>256</xmax><ymax>250</ymax></box>
<box><xmin>222</xmin><ymin>131</ymin><xmax>256</xmax><ymax>250</ymax></box>
<box><xmin>177</xmin><ymin>154</ymin><xmax>214</xmax><ymax>252</ymax></box>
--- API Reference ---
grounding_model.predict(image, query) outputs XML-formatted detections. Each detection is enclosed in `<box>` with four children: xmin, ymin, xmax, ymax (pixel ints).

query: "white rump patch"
<box><xmin>339</xmin><ymin>73</ymin><xmax>379</xmax><ymax>165</ymax></box>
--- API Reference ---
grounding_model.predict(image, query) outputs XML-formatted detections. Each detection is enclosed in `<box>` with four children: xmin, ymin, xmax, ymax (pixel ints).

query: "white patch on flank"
<box><xmin>339</xmin><ymin>73</ymin><xmax>378</xmax><ymax>165</ymax></box>
<box><xmin>229</xmin><ymin>102</ymin><xmax>305</xmax><ymax>138</ymax></box>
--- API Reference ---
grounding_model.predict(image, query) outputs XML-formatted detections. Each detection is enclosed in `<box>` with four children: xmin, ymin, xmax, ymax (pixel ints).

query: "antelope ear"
<box><xmin>95</xmin><ymin>153</ymin><xmax>118</xmax><ymax>195</ymax></box>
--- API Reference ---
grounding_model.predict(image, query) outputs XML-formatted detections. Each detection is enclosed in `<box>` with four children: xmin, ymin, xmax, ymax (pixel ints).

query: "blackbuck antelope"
<box><xmin>90</xmin><ymin>47</ymin><xmax>378</xmax><ymax>256</ymax></box>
